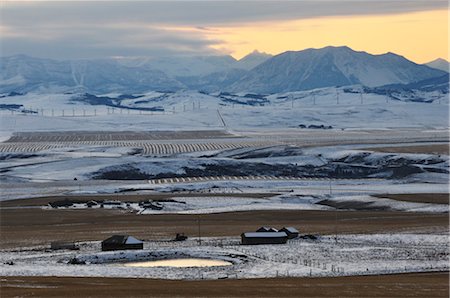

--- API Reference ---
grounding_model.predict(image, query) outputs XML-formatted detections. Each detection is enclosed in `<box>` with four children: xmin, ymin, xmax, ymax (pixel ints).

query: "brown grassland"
<box><xmin>1</xmin><ymin>193</ymin><xmax>448</xmax><ymax>249</ymax></box>
<box><xmin>363</xmin><ymin>144</ymin><xmax>449</xmax><ymax>155</ymax></box>
<box><xmin>1</xmin><ymin>192</ymin><xmax>448</xmax><ymax>297</ymax></box>
<box><xmin>374</xmin><ymin>193</ymin><xmax>449</xmax><ymax>205</ymax></box>
<box><xmin>1</xmin><ymin>272</ymin><xmax>448</xmax><ymax>297</ymax></box>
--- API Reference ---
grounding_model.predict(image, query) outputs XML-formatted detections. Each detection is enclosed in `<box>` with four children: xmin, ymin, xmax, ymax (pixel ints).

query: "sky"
<box><xmin>0</xmin><ymin>0</ymin><xmax>448</xmax><ymax>63</ymax></box>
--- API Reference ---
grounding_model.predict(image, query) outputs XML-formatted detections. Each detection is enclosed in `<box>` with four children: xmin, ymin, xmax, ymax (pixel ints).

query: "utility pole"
<box><xmin>334</xmin><ymin>210</ymin><xmax>338</xmax><ymax>244</ymax></box>
<box><xmin>197</xmin><ymin>215</ymin><xmax>201</xmax><ymax>246</ymax></box>
<box><xmin>336</xmin><ymin>90</ymin><xmax>339</xmax><ymax>104</ymax></box>
<box><xmin>329</xmin><ymin>178</ymin><xmax>332</xmax><ymax>195</ymax></box>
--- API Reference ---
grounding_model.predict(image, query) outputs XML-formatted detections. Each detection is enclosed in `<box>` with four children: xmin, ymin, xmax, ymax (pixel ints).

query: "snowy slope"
<box><xmin>1</xmin><ymin>48</ymin><xmax>446</xmax><ymax>94</ymax></box>
<box><xmin>425</xmin><ymin>58</ymin><xmax>449</xmax><ymax>73</ymax></box>
<box><xmin>0</xmin><ymin>55</ymin><xmax>184</xmax><ymax>94</ymax></box>
<box><xmin>235</xmin><ymin>50</ymin><xmax>272</xmax><ymax>70</ymax></box>
<box><xmin>0</xmin><ymin>87</ymin><xmax>448</xmax><ymax>135</ymax></box>
<box><xmin>116</xmin><ymin>55</ymin><xmax>237</xmax><ymax>77</ymax></box>
<box><xmin>229</xmin><ymin>46</ymin><xmax>446</xmax><ymax>93</ymax></box>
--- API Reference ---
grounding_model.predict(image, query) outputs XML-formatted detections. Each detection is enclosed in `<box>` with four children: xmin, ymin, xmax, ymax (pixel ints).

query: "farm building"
<box><xmin>101</xmin><ymin>235</ymin><xmax>144</xmax><ymax>251</ymax></box>
<box><xmin>50</xmin><ymin>241</ymin><xmax>78</xmax><ymax>250</ymax></box>
<box><xmin>86</xmin><ymin>200</ymin><xmax>98</xmax><ymax>208</ymax></box>
<box><xmin>280</xmin><ymin>227</ymin><xmax>299</xmax><ymax>239</ymax></box>
<box><xmin>241</xmin><ymin>232</ymin><xmax>288</xmax><ymax>245</ymax></box>
<box><xmin>256</xmin><ymin>226</ymin><xmax>278</xmax><ymax>233</ymax></box>
<box><xmin>101</xmin><ymin>200</ymin><xmax>123</xmax><ymax>208</ymax></box>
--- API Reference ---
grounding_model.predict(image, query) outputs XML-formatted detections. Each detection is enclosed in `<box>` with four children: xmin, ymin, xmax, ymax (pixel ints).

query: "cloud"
<box><xmin>0</xmin><ymin>0</ymin><xmax>447</xmax><ymax>59</ymax></box>
<box><xmin>1</xmin><ymin>24</ymin><xmax>222</xmax><ymax>59</ymax></box>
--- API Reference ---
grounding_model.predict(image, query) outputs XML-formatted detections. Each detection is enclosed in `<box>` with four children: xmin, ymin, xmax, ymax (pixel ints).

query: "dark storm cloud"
<box><xmin>0</xmin><ymin>0</ymin><xmax>447</xmax><ymax>59</ymax></box>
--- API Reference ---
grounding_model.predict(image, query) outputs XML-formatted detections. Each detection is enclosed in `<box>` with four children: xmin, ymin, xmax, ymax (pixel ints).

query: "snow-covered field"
<box><xmin>40</xmin><ymin>191</ymin><xmax>448</xmax><ymax>214</ymax></box>
<box><xmin>1</xmin><ymin>88</ymin><xmax>448</xmax><ymax>281</ymax></box>
<box><xmin>1</xmin><ymin>142</ymin><xmax>448</xmax><ymax>204</ymax></box>
<box><xmin>1</xmin><ymin>233</ymin><xmax>448</xmax><ymax>280</ymax></box>
<box><xmin>0</xmin><ymin>88</ymin><xmax>448</xmax><ymax>141</ymax></box>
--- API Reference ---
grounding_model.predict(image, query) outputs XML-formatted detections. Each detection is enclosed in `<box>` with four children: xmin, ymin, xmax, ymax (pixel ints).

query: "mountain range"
<box><xmin>0</xmin><ymin>47</ymin><xmax>447</xmax><ymax>94</ymax></box>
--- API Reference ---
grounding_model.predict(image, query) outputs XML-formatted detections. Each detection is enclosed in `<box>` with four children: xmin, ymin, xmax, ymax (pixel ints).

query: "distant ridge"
<box><xmin>228</xmin><ymin>46</ymin><xmax>446</xmax><ymax>93</ymax></box>
<box><xmin>1</xmin><ymin>47</ymin><xmax>446</xmax><ymax>94</ymax></box>
<box><xmin>236</xmin><ymin>50</ymin><xmax>272</xmax><ymax>70</ymax></box>
<box><xmin>424</xmin><ymin>58</ymin><xmax>449</xmax><ymax>73</ymax></box>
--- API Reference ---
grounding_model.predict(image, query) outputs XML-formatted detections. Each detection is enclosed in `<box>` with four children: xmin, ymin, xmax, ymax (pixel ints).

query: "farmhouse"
<box><xmin>280</xmin><ymin>227</ymin><xmax>299</xmax><ymax>239</ymax></box>
<box><xmin>101</xmin><ymin>235</ymin><xmax>144</xmax><ymax>251</ymax></box>
<box><xmin>256</xmin><ymin>226</ymin><xmax>278</xmax><ymax>233</ymax></box>
<box><xmin>241</xmin><ymin>232</ymin><xmax>288</xmax><ymax>245</ymax></box>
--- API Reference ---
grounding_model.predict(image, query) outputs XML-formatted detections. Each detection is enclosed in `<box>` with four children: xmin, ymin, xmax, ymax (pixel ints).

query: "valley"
<box><xmin>0</xmin><ymin>47</ymin><xmax>448</xmax><ymax>298</ymax></box>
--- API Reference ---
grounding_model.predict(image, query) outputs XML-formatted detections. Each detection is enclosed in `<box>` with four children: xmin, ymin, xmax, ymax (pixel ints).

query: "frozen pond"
<box><xmin>0</xmin><ymin>234</ymin><xmax>448</xmax><ymax>279</ymax></box>
<box><xmin>123</xmin><ymin>258</ymin><xmax>232</xmax><ymax>268</ymax></box>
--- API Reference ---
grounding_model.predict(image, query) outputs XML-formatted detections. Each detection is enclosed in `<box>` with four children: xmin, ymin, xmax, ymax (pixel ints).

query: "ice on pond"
<box><xmin>123</xmin><ymin>258</ymin><xmax>232</xmax><ymax>268</ymax></box>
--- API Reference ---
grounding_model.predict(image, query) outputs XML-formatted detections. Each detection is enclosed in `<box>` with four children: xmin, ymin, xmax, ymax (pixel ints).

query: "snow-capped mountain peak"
<box><xmin>235</xmin><ymin>50</ymin><xmax>272</xmax><ymax>70</ymax></box>
<box><xmin>424</xmin><ymin>58</ymin><xmax>450</xmax><ymax>73</ymax></box>
<box><xmin>228</xmin><ymin>46</ymin><xmax>446</xmax><ymax>93</ymax></box>
<box><xmin>1</xmin><ymin>47</ymin><xmax>446</xmax><ymax>94</ymax></box>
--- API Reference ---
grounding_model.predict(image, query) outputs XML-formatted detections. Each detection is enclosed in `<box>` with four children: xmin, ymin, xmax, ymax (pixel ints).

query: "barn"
<box><xmin>256</xmin><ymin>226</ymin><xmax>278</xmax><ymax>233</ymax></box>
<box><xmin>280</xmin><ymin>227</ymin><xmax>299</xmax><ymax>239</ymax></box>
<box><xmin>101</xmin><ymin>235</ymin><xmax>144</xmax><ymax>251</ymax></box>
<box><xmin>241</xmin><ymin>232</ymin><xmax>288</xmax><ymax>245</ymax></box>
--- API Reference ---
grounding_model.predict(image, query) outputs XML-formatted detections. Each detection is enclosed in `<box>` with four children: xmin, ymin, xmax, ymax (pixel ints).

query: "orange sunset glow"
<box><xmin>167</xmin><ymin>9</ymin><xmax>448</xmax><ymax>63</ymax></box>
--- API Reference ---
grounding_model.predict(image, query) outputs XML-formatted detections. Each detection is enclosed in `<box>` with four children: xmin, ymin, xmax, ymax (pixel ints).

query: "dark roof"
<box><xmin>102</xmin><ymin>235</ymin><xmax>128</xmax><ymax>244</ymax></box>
<box><xmin>243</xmin><ymin>232</ymin><xmax>288</xmax><ymax>238</ymax></box>
<box><xmin>281</xmin><ymin>227</ymin><xmax>299</xmax><ymax>233</ymax></box>
<box><xmin>102</xmin><ymin>235</ymin><xmax>143</xmax><ymax>245</ymax></box>
<box><xmin>256</xmin><ymin>227</ymin><xmax>278</xmax><ymax>232</ymax></box>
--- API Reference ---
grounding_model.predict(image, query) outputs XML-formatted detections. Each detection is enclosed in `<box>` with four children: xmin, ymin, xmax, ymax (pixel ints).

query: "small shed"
<box><xmin>256</xmin><ymin>226</ymin><xmax>278</xmax><ymax>233</ymax></box>
<box><xmin>241</xmin><ymin>232</ymin><xmax>288</xmax><ymax>245</ymax></box>
<box><xmin>50</xmin><ymin>241</ymin><xmax>78</xmax><ymax>250</ymax></box>
<box><xmin>101</xmin><ymin>235</ymin><xmax>144</xmax><ymax>251</ymax></box>
<box><xmin>86</xmin><ymin>200</ymin><xmax>98</xmax><ymax>208</ymax></box>
<box><xmin>280</xmin><ymin>227</ymin><xmax>299</xmax><ymax>239</ymax></box>
<box><xmin>101</xmin><ymin>200</ymin><xmax>123</xmax><ymax>209</ymax></box>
